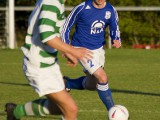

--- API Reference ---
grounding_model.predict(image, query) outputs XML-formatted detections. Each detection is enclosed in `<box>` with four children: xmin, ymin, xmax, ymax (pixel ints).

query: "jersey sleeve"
<box><xmin>61</xmin><ymin>3</ymin><xmax>84</xmax><ymax>44</ymax></box>
<box><xmin>109</xmin><ymin>7</ymin><xmax>121</xmax><ymax>44</ymax></box>
<box><xmin>38</xmin><ymin>1</ymin><xmax>65</xmax><ymax>43</ymax></box>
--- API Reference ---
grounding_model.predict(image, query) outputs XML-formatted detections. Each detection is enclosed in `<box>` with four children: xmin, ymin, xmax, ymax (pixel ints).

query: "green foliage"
<box><xmin>109</xmin><ymin>0</ymin><xmax>160</xmax><ymax>47</ymax></box>
<box><xmin>13</xmin><ymin>0</ymin><xmax>160</xmax><ymax>47</ymax></box>
<box><xmin>109</xmin><ymin>0</ymin><xmax>160</xmax><ymax>6</ymax></box>
<box><xmin>15</xmin><ymin>0</ymin><xmax>36</xmax><ymax>6</ymax></box>
<box><xmin>65</xmin><ymin>0</ymin><xmax>85</xmax><ymax>6</ymax></box>
<box><xmin>119</xmin><ymin>10</ymin><xmax>160</xmax><ymax>46</ymax></box>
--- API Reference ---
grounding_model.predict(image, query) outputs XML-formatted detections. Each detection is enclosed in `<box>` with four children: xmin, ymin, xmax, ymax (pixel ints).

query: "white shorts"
<box><xmin>80</xmin><ymin>47</ymin><xmax>105</xmax><ymax>75</ymax></box>
<box><xmin>23</xmin><ymin>56</ymin><xmax>65</xmax><ymax>97</ymax></box>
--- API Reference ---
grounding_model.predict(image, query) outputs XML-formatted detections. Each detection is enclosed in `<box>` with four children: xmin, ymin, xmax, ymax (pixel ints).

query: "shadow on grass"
<box><xmin>112</xmin><ymin>89</ymin><xmax>160</xmax><ymax>97</ymax></box>
<box><xmin>0</xmin><ymin>82</ymin><xmax>159</xmax><ymax>97</ymax></box>
<box><xmin>0</xmin><ymin>82</ymin><xmax>29</xmax><ymax>86</ymax></box>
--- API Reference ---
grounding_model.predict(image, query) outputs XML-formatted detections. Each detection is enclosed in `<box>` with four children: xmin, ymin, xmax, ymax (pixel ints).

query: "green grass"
<box><xmin>0</xmin><ymin>48</ymin><xmax>160</xmax><ymax>120</ymax></box>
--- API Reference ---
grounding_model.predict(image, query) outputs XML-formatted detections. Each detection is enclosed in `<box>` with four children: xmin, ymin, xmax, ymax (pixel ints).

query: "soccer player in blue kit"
<box><xmin>61</xmin><ymin>0</ymin><xmax>121</xmax><ymax>112</ymax></box>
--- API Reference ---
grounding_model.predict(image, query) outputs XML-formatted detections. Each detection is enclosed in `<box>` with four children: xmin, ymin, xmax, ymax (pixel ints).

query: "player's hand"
<box><xmin>112</xmin><ymin>40</ymin><xmax>121</xmax><ymax>48</ymax></box>
<box><xmin>66</xmin><ymin>59</ymin><xmax>77</xmax><ymax>67</ymax></box>
<box><xmin>62</xmin><ymin>53</ymin><xmax>78</xmax><ymax>67</ymax></box>
<box><xmin>72</xmin><ymin>47</ymin><xmax>93</xmax><ymax>64</ymax></box>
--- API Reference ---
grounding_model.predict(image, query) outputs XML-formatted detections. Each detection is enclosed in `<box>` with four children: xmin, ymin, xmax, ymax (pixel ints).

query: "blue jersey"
<box><xmin>61</xmin><ymin>0</ymin><xmax>120</xmax><ymax>50</ymax></box>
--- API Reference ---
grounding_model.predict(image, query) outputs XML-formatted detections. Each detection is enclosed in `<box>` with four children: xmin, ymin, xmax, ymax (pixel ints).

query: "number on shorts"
<box><xmin>87</xmin><ymin>60</ymin><xmax>94</xmax><ymax>68</ymax></box>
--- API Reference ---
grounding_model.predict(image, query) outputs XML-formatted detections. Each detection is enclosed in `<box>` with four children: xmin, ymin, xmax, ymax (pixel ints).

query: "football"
<box><xmin>108</xmin><ymin>105</ymin><xmax>129</xmax><ymax>120</ymax></box>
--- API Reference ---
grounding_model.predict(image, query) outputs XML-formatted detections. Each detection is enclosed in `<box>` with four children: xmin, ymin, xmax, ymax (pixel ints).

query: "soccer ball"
<box><xmin>108</xmin><ymin>105</ymin><xmax>129</xmax><ymax>120</ymax></box>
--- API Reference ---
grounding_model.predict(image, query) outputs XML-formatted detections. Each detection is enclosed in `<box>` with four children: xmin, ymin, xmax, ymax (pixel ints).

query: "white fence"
<box><xmin>0</xmin><ymin>5</ymin><xmax>160</xmax><ymax>49</ymax></box>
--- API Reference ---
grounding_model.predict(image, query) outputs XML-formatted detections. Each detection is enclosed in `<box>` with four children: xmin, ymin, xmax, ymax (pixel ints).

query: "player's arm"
<box><xmin>46</xmin><ymin>37</ymin><xmax>93</xmax><ymax>64</ymax></box>
<box><xmin>109</xmin><ymin>8</ymin><xmax>121</xmax><ymax>48</ymax></box>
<box><xmin>61</xmin><ymin>4</ymin><xmax>83</xmax><ymax>44</ymax></box>
<box><xmin>38</xmin><ymin>4</ymin><xmax>92</xmax><ymax>64</ymax></box>
<box><xmin>60</xmin><ymin>5</ymin><xmax>85</xmax><ymax>64</ymax></box>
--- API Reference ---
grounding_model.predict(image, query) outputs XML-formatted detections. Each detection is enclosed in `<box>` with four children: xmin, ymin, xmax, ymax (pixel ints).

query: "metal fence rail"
<box><xmin>0</xmin><ymin>6</ymin><xmax>160</xmax><ymax>11</ymax></box>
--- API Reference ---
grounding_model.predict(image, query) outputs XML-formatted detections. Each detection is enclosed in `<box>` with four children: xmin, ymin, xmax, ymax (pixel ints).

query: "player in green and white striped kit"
<box><xmin>5</xmin><ymin>0</ymin><xmax>92</xmax><ymax>120</ymax></box>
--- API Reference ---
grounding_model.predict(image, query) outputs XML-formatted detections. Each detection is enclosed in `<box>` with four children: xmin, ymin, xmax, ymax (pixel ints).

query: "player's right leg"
<box><xmin>78</xmin><ymin>47</ymin><xmax>114</xmax><ymax>110</ymax></box>
<box><xmin>93</xmin><ymin>67</ymin><xmax>114</xmax><ymax>111</ymax></box>
<box><xmin>5</xmin><ymin>98</ymin><xmax>60</xmax><ymax>120</ymax></box>
<box><xmin>5</xmin><ymin>91</ymin><xmax>78</xmax><ymax>120</ymax></box>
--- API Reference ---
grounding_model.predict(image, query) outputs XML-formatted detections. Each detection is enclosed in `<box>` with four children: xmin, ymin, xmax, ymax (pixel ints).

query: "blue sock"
<box><xmin>97</xmin><ymin>82</ymin><xmax>114</xmax><ymax>111</ymax></box>
<box><xmin>65</xmin><ymin>76</ymin><xmax>86</xmax><ymax>89</ymax></box>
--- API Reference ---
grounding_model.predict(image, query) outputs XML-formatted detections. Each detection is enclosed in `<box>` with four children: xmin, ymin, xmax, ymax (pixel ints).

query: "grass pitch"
<box><xmin>0</xmin><ymin>48</ymin><xmax>160</xmax><ymax>120</ymax></box>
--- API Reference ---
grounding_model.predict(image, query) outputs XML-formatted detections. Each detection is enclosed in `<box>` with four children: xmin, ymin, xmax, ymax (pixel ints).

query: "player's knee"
<box><xmin>68</xmin><ymin>104</ymin><xmax>78</xmax><ymax>115</ymax></box>
<box><xmin>63</xmin><ymin>104</ymin><xmax>78</xmax><ymax>119</ymax></box>
<box><xmin>69</xmin><ymin>107</ymin><xmax>78</xmax><ymax>119</ymax></box>
<box><xmin>98</xmin><ymin>75</ymin><xmax>108</xmax><ymax>83</ymax></box>
<box><xmin>73</xmin><ymin>104</ymin><xmax>78</xmax><ymax>114</ymax></box>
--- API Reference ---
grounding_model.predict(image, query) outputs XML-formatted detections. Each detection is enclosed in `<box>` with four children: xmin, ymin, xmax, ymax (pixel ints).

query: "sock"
<box><xmin>14</xmin><ymin>99</ymin><xmax>49</xmax><ymax>119</ymax></box>
<box><xmin>97</xmin><ymin>82</ymin><xmax>114</xmax><ymax>111</ymax></box>
<box><xmin>66</xmin><ymin>76</ymin><xmax>86</xmax><ymax>89</ymax></box>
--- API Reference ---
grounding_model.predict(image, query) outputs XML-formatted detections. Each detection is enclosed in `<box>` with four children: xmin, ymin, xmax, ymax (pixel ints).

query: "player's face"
<box><xmin>92</xmin><ymin>0</ymin><xmax>106</xmax><ymax>8</ymax></box>
<box><xmin>93</xmin><ymin>0</ymin><xmax>106</xmax><ymax>5</ymax></box>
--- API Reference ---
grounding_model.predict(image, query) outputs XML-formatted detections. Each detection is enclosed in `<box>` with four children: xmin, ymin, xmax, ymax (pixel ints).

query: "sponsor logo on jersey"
<box><xmin>85</xmin><ymin>5</ymin><xmax>91</xmax><ymax>9</ymax></box>
<box><xmin>91</xmin><ymin>20</ymin><xmax>105</xmax><ymax>34</ymax></box>
<box><xmin>105</xmin><ymin>11</ymin><xmax>111</xmax><ymax>19</ymax></box>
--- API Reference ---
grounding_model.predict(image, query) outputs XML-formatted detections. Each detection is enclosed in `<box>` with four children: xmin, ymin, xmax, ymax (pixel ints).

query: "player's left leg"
<box><xmin>84</xmin><ymin>72</ymin><xmax>97</xmax><ymax>90</ymax></box>
<box><xmin>64</xmin><ymin>72</ymin><xmax>97</xmax><ymax>90</ymax></box>
<box><xmin>64</xmin><ymin>76</ymin><xmax>86</xmax><ymax>90</ymax></box>
<box><xmin>46</xmin><ymin>90</ymin><xmax>78</xmax><ymax>120</ymax></box>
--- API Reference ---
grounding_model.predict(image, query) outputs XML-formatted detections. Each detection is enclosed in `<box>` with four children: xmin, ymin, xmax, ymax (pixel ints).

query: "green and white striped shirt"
<box><xmin>21</xmin><ymin>0</ymin><xmax>65</xmax><ymax>68</ymax></box>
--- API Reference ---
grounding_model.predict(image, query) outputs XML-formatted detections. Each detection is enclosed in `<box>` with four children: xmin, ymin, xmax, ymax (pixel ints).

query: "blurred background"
<box><xmin>0</xmin><ymin>0</ymin><xmax>160</xmax><ymax>49</ymax></box>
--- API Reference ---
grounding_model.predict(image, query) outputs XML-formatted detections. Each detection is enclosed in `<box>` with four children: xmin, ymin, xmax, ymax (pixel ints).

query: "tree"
<box><xmin>14</xmin><ymin>0</ymin><xmax>160</xmax><ymax>47</ymax></box>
